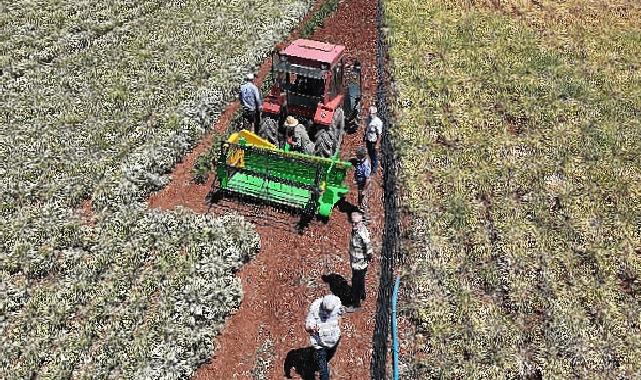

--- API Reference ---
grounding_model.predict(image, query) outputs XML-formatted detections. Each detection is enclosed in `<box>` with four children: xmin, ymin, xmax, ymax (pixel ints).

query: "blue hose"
<box><xmin>392</xmin><ymin>275</ymin><xmax>400</xmax><ymax>380</ymax></box>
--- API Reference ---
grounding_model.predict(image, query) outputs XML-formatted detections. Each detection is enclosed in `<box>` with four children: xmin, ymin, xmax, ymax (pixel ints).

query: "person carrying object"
<box><xmin>305</xmin><ymin>294</ymin><xmax>344</xmax><ymax>380</ymax></box>
<box><xmin>239</xmin><ymin>72</ymin><xmax>262</xmax><ymax>133</ymax></box>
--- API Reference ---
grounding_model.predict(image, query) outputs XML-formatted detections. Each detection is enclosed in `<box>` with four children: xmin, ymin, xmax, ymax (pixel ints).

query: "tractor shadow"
<box><xmin>321</xmin><ymin>273</ymin><xmax>355</xmax><ymax>307</ymax></box>
<box><xmin>284</xmin><ymin>347</ymin><xmax>317</xmax><ymax>380</ymax></box>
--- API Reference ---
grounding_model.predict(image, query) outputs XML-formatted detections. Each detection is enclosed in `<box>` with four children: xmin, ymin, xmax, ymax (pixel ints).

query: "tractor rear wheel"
<box><xmin>314</xmin><ymin>129</ymin><xmax>335</xmax><ymax>157</ymax></box>
<box><xmin>258</xmin><ymin>116</ymin><xmax>279</xmax><ymax>146</ymax></box>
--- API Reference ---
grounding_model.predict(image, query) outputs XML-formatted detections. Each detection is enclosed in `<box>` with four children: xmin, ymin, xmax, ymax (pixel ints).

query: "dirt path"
<box><xmin>148</xmin><ymin>0</ymin><xmax>381</xmax><ymax>378</ymax></box>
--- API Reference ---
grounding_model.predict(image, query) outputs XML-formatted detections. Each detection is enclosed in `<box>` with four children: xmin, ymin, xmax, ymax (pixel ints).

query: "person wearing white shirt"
<box><xmin>305</xmin><ymin>294</ymin><xmax>344</xmax><ymax>380</ymax></box>
<box><xmin>364</xmin><ymin>105</ymin><xmax>383</xmax><ymax>172</ymax></box>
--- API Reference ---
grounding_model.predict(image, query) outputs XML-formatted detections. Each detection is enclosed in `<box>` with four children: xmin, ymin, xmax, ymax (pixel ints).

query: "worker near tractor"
<box><xmin>345</xmin><ymin>211</ymin><xmax>373</xmax><ymax>312</ymax></box>
<box><xmin>239</xmin><ymin>73</ymin><xmax>262</xmax><ymax>133</ymax></box>
<box><xmin>364</xmin><ymin>105</ymin><xmax>383</xmax><ymax>173</ymax></box>
<box><xmin>305</xmin><ymin>294</ymin><xmax>344</xmax><ymax>380</ymax></box>
<box><xmin>354</xmin><ymin>147</ymin><xmax>372</xmax><ymax>211</ymax></box>
<box><xmin>284</xmin><ymin>116</ymin><xmax>314</xmax><ymax>155</ymax></box>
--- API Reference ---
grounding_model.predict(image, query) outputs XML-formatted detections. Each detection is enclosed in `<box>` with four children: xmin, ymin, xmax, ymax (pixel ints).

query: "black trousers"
<box><xmin>351</xmin><ymin>267</ymin><xmax>367</xmax><ymax>307</ymax></box>
<box><xmin>366</xmin><ymin>140</ymin><xmax>378</xmax><ymax>171</ymax></box>
<box><xmin>242</xmin><ymin>109</ymin><xmax>260</xmax><ymax>133</ymax></box>
<box><xmin>315</xmin><ymin>339</ymin><xmax>340</xmax><ymax>380</ymax></box>
<box><xmin>356</xmin><ymin>180</ymin><xmax>367</xmax><ymax>209</ymax></box>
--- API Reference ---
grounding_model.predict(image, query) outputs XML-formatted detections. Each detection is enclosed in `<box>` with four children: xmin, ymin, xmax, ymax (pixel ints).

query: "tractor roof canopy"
<box><xmin>281</xmin><ymin>39</ymin><xmax>345</xmax><ymax>66</ymax></box>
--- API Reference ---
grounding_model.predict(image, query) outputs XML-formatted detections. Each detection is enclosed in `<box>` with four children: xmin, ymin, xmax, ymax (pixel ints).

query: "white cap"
<box><xmin>369</xmin><ymin>105</ymin><xmax>377</xmax><ymax>115</ymax></box>
<box><xmin>246</xmin><ymin>73</ymin><xmax>255</xmax><ymax>80</ymax></box>
<box><xmin>321</xmin><ymin>294</ymin><xmax>341</xmax><ymax>311</ymax></box>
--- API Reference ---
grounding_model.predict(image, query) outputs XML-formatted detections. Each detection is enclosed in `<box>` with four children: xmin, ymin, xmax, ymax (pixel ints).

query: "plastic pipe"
<box><xmin>392</xmin><ymin>275</ymin><xmax>400</xmax><ymax>380</ymax></box>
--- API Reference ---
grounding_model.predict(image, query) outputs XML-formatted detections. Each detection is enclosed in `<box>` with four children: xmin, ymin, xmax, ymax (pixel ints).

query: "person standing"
<box><xmin>305</xmin><ymin>294</ymin><xmax>344</xmax><ymax>380</ymax></box>
<box><xmin>239</xmin><ymin>73</ymin><xmax>262</xmax><ymax>133</ymax></box>
<box><xmin>364</xmin><ymin>105</ymin><xmax>383</xmax><ymax>173</ymax></box>
<box><xmin>345</xmin><ymin>211</ymin><xmax>373</xmax><ymax>312</ymax></box>
<box><xmin>354</xmin><ymin>147</ymin><xmax>371</xmax><ymax>211</ymax></box>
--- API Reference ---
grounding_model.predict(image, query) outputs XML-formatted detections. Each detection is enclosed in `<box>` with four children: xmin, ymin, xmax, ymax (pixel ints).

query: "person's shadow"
<box><xmin>284</xmin><ymin>346</ymin><xmax>317</xmax><ymax>379</ymax></box>
<box><xmin>336</xmin><ymin>198</ymin><xmax>361</xmax><ymax>217</ymax></box>
<box><xmin>321</xmin><ymin>273</ymin><xmax>354</xmax><ymax>307</ymax></box>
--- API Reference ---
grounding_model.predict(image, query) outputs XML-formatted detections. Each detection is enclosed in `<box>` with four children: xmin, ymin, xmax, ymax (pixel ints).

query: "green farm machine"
<box><xmin>212</xmin><ymin>39</ymin><xmax>363</xmax><ymax>225</ymax></box>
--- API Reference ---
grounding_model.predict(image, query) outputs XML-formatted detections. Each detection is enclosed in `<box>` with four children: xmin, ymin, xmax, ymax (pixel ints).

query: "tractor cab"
<box><xmin>259</xmin><ymin>39</ymin><xmax>362</xmax><ymax>157</ymax></box>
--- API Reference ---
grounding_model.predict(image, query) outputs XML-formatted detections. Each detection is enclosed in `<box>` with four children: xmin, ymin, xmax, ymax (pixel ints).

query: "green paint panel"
<box><xmin>227</xmin><ymin>173</ymin><xmax>311</xmax><ymax>208</ymax></box>
<box><xmin>243</xmin><ymin>151</ymin><xmax>319</xmax><ymax>185</ymax></box>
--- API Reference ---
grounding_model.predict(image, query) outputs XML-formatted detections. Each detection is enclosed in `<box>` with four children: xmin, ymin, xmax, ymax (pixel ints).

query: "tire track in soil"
<box><xmin>148</xmin><ymin>0</ymin><xmax>381</xmax><ymax>378</ymax></box>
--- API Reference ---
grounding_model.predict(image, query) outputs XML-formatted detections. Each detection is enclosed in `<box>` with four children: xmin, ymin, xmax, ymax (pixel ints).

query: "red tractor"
<box><xmin>258</xmin><ymin>39</ymin><xmax>362</xmax><ymax>157</ymax></box>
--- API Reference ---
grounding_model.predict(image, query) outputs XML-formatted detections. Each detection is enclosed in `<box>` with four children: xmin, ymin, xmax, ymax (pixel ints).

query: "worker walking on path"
<box><xmin>345</xmin><ymin>211</ymin><xmax>373</xmax><ymax>312</ymax></box>
<box><xmin>354</xmin><ymin>147</ymin><xmax>372</xmax><ymax>211</ymax></box>
<box><xmin>305</xmin><ymin>294</ymin><xmax>344</xmax><ymax>380</ymax></box>
<box><xmin>364</xmin><ymin>105</ymin><xmax>383</xmax><ymax>173</ymax></box>
<box><xmin>239</xmin><ymin>73</ymin><xmax>262</xmax><ymax>133</ymax></box>
<box><xmin>285</xmin><ymin>116</ymin><xmax>314</xmax><ymax>154</ymax></box>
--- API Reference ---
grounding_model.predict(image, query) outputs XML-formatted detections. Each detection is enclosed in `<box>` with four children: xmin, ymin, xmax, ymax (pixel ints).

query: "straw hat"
<box><xmin>284</xmin><ymin>116</ymin><xmax>299</xmax><ymax>127</ymax></box>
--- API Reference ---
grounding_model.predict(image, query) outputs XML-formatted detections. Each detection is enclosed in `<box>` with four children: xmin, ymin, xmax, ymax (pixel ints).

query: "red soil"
<box><xmin>148</xmin><ymin>0</ymin><xmax>382</xmax><ymax>378</ymax></box>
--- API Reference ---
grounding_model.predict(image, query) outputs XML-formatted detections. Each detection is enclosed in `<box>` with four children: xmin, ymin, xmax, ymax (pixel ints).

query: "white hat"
<box><xmin>321</xmin><ymin>294</ymin><xmax>341</xmax><ymax>311</ymax></box>
<box><xmin>369</xmin><ymin>105</ymin><xmax>377</xmax><ymax>115</ymax></box>
<box><xmin>246</xmin><ymin>73</ymin><xmax>255</xmax><ymax>80</ymax></box>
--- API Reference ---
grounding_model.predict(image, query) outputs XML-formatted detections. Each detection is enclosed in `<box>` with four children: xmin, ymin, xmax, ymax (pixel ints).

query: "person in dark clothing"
<box><xmin>353</xmin><ymin>147</ymin><xmax>372</xmax><ymax>211</ymax></box>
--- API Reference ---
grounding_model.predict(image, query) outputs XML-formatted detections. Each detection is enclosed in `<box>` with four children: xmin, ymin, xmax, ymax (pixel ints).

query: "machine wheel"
<box><xmin>314</xmin><ymin>129</ymin><xmax>335</xmax><ymax>157</ymax></box>
<box><xmin>258</xmin><ymin>116</ymin><xmax>279</xmax><ymax>146</ymax></box>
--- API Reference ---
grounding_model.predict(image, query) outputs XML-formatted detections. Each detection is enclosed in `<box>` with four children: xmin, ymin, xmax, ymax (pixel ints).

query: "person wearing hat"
<box><xmin>354</xmin><ymin>146</ymin><xmax>372</xmax><ymax>210</ymax></box>
<box><xmin>305</xmin><ymin>294</ymin><xmax>344</xmax><ymax>380</ymax></box>
<box><xmin>364</xmin><ymin>105</ymin><xmax>383</xmax><ymax>172</ymax></box>
<box><xmin>345</xmin><ymin>211</ymin><xmax>373</xmax><ymax>313</ymax></box>
<box><xmin>239</xmin><ymin>72</ymin><xmax>262</xmax><ymax>133</ymax></box>
<box><xmin>284</xmin><ymin>116</ymin><xmax>313</xmax><ymax>154</ymax></box>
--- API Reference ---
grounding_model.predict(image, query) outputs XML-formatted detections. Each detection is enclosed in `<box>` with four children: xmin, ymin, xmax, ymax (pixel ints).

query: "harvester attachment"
<box><xmin>213</xmin><ymin>130</ymin><xmax>351</xmax><ymax>225</ymax></box>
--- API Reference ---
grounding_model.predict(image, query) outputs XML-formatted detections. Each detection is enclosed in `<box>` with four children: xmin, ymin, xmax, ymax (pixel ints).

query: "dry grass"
<box><xmin>385</xmin><ymin>0</ymin><xmax>641</xmax><ymax>378</ymax></box>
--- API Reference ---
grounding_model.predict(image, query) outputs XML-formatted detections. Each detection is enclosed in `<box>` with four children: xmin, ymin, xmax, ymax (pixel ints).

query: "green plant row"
<box><xmin>0</xmin><ymin>0</ymin><xmax>314</xmax><ymax>378</ymax></box>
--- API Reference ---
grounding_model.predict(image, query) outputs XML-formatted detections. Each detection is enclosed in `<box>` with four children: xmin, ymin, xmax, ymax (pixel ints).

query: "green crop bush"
<box><xmin>0</xmin><ymin>0</ymin><xmax>315</xmax><ymax>378</ymax></box>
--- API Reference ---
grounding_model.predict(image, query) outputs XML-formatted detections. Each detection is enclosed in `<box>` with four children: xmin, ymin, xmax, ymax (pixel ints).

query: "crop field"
<box><xmin>385</xmin><ymin>0</ymin><xmax>641</xmax><ymax>378</ymax></box>
<box><xmin>0</xmin><ymin>0</ymin><xmax>315</xmax><ymax>378</ymax></box>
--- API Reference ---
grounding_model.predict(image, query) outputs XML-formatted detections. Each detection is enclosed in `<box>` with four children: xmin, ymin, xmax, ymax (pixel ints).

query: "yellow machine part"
<box><xmin>225</xmin><ymin>129</ymin><xmax>277</xmax><ymax>168</ymax></box>
<box><xmin>227</xmin><ymin>129</ymin><xmax>277</xmax><ymax>149</ymax></box>
<box><xmin>224</xmin><ymin>129</ymin><xmax>350</xmax><ymax>185</ymax></box>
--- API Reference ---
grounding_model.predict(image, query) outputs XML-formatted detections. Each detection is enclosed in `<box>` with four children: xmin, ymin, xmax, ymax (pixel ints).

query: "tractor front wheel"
<box><xmin>258</xmin><ymin>116</ymin><xmax>279</xmax><ymax>146</ymax></box>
